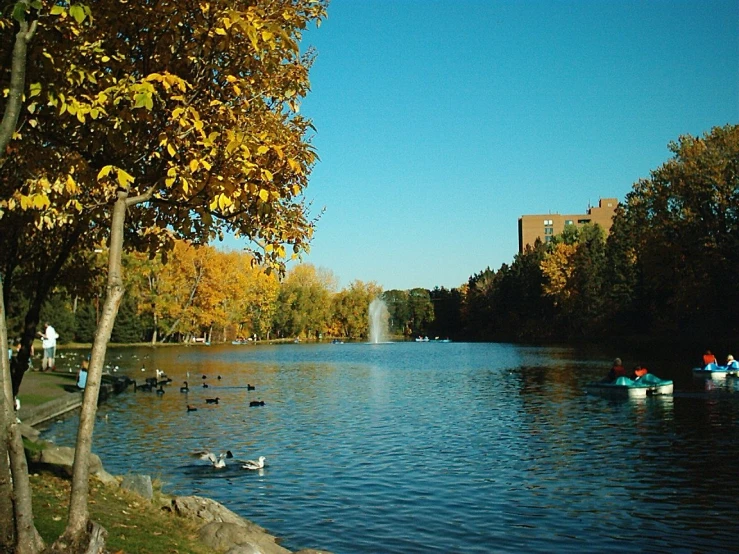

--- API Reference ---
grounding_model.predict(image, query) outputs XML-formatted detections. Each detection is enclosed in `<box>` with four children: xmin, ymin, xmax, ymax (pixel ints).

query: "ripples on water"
<box><xmin>42</xmin><ymin>343</ymin><xmax>739</xmax><ymax>553</ymax></box>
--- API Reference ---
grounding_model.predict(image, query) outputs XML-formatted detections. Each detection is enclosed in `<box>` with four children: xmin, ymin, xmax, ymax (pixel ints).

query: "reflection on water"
<box><xmin>42</xmin><ymin>343</ymin><xmax>739</xmax><ymax>554</ymax></box>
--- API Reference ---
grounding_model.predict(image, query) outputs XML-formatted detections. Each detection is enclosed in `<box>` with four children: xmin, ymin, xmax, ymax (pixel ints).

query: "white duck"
<box><xmin>192</xmin><ymin>449</ymin><xmax>233</xmax><ymax>468</ymax></box>
<box><xmin>241</xmin><ymin>456</ymin><xmax>266</xmax><ymax>470</ymax></box>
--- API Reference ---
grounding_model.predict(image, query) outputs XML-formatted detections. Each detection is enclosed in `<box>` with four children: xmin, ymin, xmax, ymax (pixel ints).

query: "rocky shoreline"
<box><xmin>19</xmin><ymin>390</ymin><xmax>333</xmax><ymax>554</ymax></box>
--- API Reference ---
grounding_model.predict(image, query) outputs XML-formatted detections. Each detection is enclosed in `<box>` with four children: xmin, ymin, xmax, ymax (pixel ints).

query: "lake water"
<box><xmin>42</xmin><ymin>342</ymin><xmax>739</xmax><ymax>553</ymax></box>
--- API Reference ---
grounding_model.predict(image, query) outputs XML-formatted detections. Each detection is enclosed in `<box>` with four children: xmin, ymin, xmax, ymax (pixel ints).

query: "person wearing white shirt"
<box><xmin>38</xmin><ymin>322</ymin><xmax>59</xmax><ymax>371</ymax></box>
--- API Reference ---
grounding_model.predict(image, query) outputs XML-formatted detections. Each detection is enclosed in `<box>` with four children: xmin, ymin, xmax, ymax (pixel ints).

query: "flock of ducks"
<box><xmin>131</xmin><ymin>368</ymin><xmax>267</xmax><ymax>471</ymax></box>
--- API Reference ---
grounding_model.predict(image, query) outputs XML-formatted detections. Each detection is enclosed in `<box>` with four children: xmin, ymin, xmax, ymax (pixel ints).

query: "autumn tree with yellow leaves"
<box><xmin>0</xmin><ymin>0</ymin><xmax>328</xmax><ymax>551</ymax></box>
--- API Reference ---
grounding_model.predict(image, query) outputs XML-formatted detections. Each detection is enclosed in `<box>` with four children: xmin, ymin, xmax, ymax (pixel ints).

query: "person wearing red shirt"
<box><xmin>606</xmin><ymin>358</ymin><xmax>627</xmax><ymax>381</ymax></box>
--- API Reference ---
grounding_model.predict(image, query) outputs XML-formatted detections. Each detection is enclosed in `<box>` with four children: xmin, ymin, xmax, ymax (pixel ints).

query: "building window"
<box><xmin>544</xmin><ymin>227</ymin><xmax>553</xmax><ymax>235</ymax></box>
<box><xmin>545</xmin><ymin>236</ymin><xmax>552</xmax><ymax>243</ymax></box>
<box><xmin>544</xmin><ymin>219</ymin><xmax>553</xmax><ymax>226</ymax></box>
<box><xmin>564</xmin><ymin>219</ymin><xmax>573</xmax><ymax>226</ymax></box>
<box><xmin>577</xmin><ymin>218</ymin><xmax>590</xmax><ymax>224</ymax></box>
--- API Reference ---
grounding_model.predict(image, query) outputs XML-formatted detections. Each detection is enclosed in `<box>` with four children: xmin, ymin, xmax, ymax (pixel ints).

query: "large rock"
<box><xmin>18</xmin><ymin>422</ymin><xmax>40</xmax><ymax>441</ymax></box>
<box><xmin>171</xmin><ymin>495</ymin><xmax>255</xmax><ymax>527</ymax></box>
<box><xmin>27</xmin><ymin>444</ymin><xmax>116</xmax><ymax>487</ymax></box>
<box><xmin>120</xmin><ymin>474</ymin><xmax>153</xmax><ymax>500</ymax></box>
<box><xmin>93</xmin><ymin>468</ymin><xmax>119</xmax><ymax>486</ymax></box>
<box><xmin>172</xmin><ymin>496</ymin><xmax>296</xmax><ymax>554</ymax></box>
<box><xmin>197</xmin><ymin>521</ymin><xmax>291</xmax><ymax>554</ymax></box>
<box><xmin>29</xmin><ymin>445</ymin><xmax>104</xmax><ymax>477</ymax></box>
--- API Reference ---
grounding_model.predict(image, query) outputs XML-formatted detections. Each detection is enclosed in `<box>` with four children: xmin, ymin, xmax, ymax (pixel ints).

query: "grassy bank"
<box><xmin>31</xmin><ymin>472</ymin><xmax>211</xmax><ymax>554</ymax></box>
<box><xmin>17</xmin><ymin>371</ymin><xmax>79</xmax><ymax>408</ymax></box>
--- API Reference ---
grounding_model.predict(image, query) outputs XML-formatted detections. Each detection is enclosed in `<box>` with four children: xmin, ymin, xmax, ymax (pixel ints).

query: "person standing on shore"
<box><xmin>76</xmin><ymin>356</ymin><xmax>89</xmax><ymax>390</ymax></box>
<box><xmin>38</xmin><ymin>322</ymin><xmax>59</xmax><ymax>371</ymax></box>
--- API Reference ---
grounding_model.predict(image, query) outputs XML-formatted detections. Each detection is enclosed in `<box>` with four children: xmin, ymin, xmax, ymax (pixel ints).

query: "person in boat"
<box><xmin>725</xmin><ymin>354</ymin><xmax>739</xmax><ymax>370</ymax></box>
<box><xmin>606</xmin><ymin>358</ymin><xmax>627</xmax><ymax>381</ymax></box>
<box><xmin>703</xmin><ymin>350</ymin><xmax>717</xmax><ymax>368</ymax></box>
<box><xmin>632</xmin><ymin>365</ymin><xmax>648</xmax><ymax>380</ymax></box>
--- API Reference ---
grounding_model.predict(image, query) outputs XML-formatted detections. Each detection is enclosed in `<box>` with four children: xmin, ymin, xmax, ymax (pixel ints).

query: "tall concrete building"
<box><xmin>518</xmin><ymin>197</ymin><xmax>618</xmax><ymax>253</ymax></box>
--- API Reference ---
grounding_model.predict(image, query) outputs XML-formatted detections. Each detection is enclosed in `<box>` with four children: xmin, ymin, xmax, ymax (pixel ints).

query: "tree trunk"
<box><xmin>0</xmin><ymin>4</ymin><xmax>36</xmax><ymax>157</ymax></box>
<box><xmin>8</xmin><ymin>422</ymin><xmax>43</xmax><ymax>554</ymax></box>
<box><xmin>0</xmin><ymin>9</ymin><xmax>43</xmax><ymax>551</ymax></box>
<box><xmin>55</xmin><ymin>193</ymin><xmax>130</xmax><ymax>549</ymax></box>
<box><xmin>0</xmin><ymin>276</ymin><xmax>43</xmax><ymax>554</ymax></box>
<box><xmin>0</xmin><ymin>276</ymin><xmax>17</xmax><ymax>553</ymax></box>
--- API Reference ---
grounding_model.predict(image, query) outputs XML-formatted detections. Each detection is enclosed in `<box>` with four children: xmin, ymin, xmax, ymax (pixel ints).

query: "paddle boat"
<box><xmin>691</xmin><ymin>362</ymin><xmax>739</xmax><ymax>379</ymax></box>
<box><xmin>585</xmin><ymin>373</ymin><xmax>674</xmax><ymax>399</ymax></box>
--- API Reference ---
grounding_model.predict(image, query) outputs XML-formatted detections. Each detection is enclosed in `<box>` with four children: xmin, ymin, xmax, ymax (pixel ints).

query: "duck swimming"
<box><xmin>180</xmin><ymin>381</ymin><xmax>189</xmax><ymax>392</ymax></box>
<box><xmin>192</xmin><ymin>449</ymin><xmax>233</xmax><ymax>468</ymax></box>
<box><xmin>249</xmin><ymin>400</ymin><xmax>265</xmax><ymax>407</ymax></box>
<box><xmin>186</xmin><ymin>404</ymin><xmax>197</xmax><ymax>412</ymax></box>
<box><xmin>205</xmin><ymin>397</ymin><xmax>220</xmax><ymax>404</ymax></box>
<box><xmin>241</xmin><ymin>456</ymin><xmax>266</xmax><ymax>470</ymax></box>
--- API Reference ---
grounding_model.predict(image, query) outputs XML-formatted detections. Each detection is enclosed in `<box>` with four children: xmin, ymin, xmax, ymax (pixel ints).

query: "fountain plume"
<box><xmin>368</xmin><ymin>298</ymin><xmax>390</xmax><ymax>343</ymax></box>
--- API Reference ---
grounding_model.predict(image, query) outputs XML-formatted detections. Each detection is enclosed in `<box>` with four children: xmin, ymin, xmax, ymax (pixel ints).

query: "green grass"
<box><xmin>30</xmin><ymin>472</ymin><xmax>213</xmax><ymax>554</ymax></box>
<box><xmin>17</xmin><ymin>372</ymin><xmax>77</xmax><ymax>407</ymax></box>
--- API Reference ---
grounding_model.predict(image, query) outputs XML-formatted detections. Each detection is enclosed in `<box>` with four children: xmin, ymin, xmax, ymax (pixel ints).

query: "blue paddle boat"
<box><xmin>585</xmin><ymin>373</ymin><xmax>674</xmax><ymax>399</ymax></box>
<box><xmin>692</xmin><ymin>361</ymin><xmax>739</xmax><ymax>379</ymax></box>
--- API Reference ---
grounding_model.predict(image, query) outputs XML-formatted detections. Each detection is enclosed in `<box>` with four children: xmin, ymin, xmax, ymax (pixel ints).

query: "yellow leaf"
<box><xmin>97</xmin><ymin>166</ymin><xmax>113</xmax><ymax>180</ymax></box>
<box><xmin>167</xmin><ymin>143</ymin><xmax>176</xmax><ymax>157</ymax></box>
<box><xmin>258</xmin><ymin>189</ymin><xmax>269</xmax><ymax>202</ymax></box>
<box><xmin>189</xmin><ymin>159</ymin><xmax>198</xmax><ymax>172</ymax></box>
<box><xmin>116</xmin><ymin>168</ymin><xmax>135</xmax><ymax>188</ymax></box>
<box><xmin>217</xmin><ymin>194</ymin><xmax>232</xmax><ymax>211</ymax></box>
<box><xmin>32</xmin><ymin>195</ymin><xmax>50</xmax><ymax>209</ymax></box>
<box><xmin>215</xmin><ymin>27</ymin><xmax>227</xmax><ymax>35</ymax></box>
<box><xmin>201</xmin><ymin>160</ymin><xmax>212</xmax><ymax>171</ymax></box>
<box><xmin>226</xmin><ymin>140</ymin><xmax>239</xmax><ymax>154</ymax></box>
<box><xmin>246</xmin><ymin>26</ymin><xmax>258</xmax><ymax>50</ymax></box>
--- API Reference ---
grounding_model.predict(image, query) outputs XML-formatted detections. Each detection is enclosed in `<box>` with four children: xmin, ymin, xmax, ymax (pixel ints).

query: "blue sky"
<box><xmin>275</xmin><ymin>1</ymin><xmax>738</xmax><ymax>291</ymax></box>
